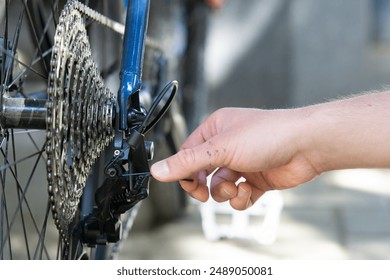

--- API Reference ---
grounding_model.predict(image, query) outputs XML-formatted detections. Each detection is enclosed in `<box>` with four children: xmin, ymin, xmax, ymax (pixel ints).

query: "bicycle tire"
<box><xmin>139</xmin><ymin>0</ymin><xmax>213</xmax><ymax>228</ymax></box>
<box><xmin>137</xmin><ymin>0</ymin><xmax>189</xmax><ymax>229</ymax></box>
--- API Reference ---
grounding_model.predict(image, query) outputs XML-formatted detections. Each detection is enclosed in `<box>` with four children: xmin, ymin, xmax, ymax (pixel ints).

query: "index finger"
<box><xmin>151</xmin><ymin>136</ymin><xmax>227</xmax><ymax>182</ymax></box>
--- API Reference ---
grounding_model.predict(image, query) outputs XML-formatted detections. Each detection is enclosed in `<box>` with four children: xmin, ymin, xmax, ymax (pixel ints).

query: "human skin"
<box><xmin>151</xmin><ymin>92</ymin><xmax>390</xmax><ymax>210</ymax></box>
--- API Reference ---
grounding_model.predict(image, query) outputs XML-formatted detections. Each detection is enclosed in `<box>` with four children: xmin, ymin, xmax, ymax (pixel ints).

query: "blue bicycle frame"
<box><xmin>118</xmin><ymin>0</ymin><xmax>150</xmax><ymax>130</ymax></box>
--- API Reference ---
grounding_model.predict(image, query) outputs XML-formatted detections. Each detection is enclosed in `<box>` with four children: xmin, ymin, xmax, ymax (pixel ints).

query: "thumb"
<box><xmin>151</xmin><ymin>141</ymin><xmax>223</xmax><ymax>182</ymax></box>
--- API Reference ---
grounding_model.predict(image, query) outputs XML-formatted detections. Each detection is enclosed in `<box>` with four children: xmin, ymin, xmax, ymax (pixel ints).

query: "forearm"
<box><xmin>299</xmin><ymin>92</ymin><xmax>390</xmax><ymax>173</ymax></box>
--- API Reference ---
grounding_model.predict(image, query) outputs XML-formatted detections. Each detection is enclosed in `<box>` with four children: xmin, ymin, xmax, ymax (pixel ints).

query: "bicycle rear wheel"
<box><xmin>0</xmin><ymin>0</ymin><xmax>123</xmax><ymax>259</ymax></box>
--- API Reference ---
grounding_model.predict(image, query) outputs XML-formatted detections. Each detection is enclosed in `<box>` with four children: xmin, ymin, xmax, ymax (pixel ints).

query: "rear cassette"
<box><xmin>46</xmin><ymin>0</ymin><xmax>115</xmax><ymax>245</ymax></box>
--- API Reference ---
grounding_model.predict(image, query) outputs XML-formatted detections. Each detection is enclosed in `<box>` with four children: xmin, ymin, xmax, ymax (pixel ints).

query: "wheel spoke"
<box><xmin>0</xmin><ymin>0</ymin><xmax>66</xmax><ymax>259</ymax></box>
<box><xmin>7</xmin><ymin>48</ymin><xmax>52</xmax><ymax>91</ymax></box>
<box><xmin>0</xmin><ymin>136</ymin><xmax>47</xmax><ymax>259</ymax></box>
<box><xmin>1</xmin><ymin>47</ymin><xmax>47</xmax><ymax>80</ymax></box>
<box><xmin>0</xmin><ymin>134</ymin><xmax>11</xmax><ymax>259</ymax></box>
<box><xmin>10</xmin><ymin>130</ymin><xmax>31</xmax><ymax>259</ymax></box>
<box><xmin>3</xmin><ymin>9</ymin><xmax>24</xmax><ymax>88</ymax></box>
<box><xmin>21</xmin><ymin>0</ymin><xmax>49</xmax><ymax>75</ymax></box>
<box><xmin>33</xmin><ymin>200</ymin><xmax>51</xmax><ymax>260</ymax></box>
<box><xmin>0</xmin><ymin>0</ymin><xmax>123</xmax><ymax>259</ymax></box>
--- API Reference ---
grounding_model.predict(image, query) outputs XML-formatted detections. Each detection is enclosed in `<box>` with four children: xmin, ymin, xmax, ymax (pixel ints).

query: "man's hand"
<box><xmin>152</xmin><ymin>93</ymin><xmax>390</xmax><ymax>210</ymax></box>
<box><xmin>151</xmin><ymin>107</ymin><xmax>320</xmax><ymax>210</ymax></box>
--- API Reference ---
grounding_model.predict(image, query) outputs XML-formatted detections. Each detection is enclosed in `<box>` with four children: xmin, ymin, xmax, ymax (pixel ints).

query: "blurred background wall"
<box><xmin>206</xmin><ymin>0</ymin><xmax>390</xmax><ymax>112</ymax></box>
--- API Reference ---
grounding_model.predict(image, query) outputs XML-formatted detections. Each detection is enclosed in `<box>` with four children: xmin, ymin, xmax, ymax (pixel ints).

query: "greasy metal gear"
<box><xmin>46</xmin><ymin>0</ymin><xmax>117</xmax><ymax>245</ymax></box>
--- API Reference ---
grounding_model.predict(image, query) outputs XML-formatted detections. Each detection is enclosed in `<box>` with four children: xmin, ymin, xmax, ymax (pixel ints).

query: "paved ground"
<box><xmin>118</xmin><ymin>0</ymin><xmax>390</xmax><ymax>260</ymax></box>
<box><xmin>118</xmin><ymin>169</ymin><xmax>390</xmax><ymax>260</ymax></box>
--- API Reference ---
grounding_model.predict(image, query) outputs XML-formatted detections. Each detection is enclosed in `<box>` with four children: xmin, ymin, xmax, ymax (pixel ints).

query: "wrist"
<box><xmin>295</xmin><ymin>104</ymin><xmax>334</xmax><ymax>174</ymax></box>
<box><xmin>285</xmin><ymin>107</ymin><xmax>327</xmax><ymax>174</ymax></box>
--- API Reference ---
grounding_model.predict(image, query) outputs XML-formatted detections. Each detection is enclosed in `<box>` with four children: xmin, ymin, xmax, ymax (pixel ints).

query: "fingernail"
<box><xmin>151</xmin><ymin>160</ymin><xmax>170</xmax><ymax>179</ymax></box>
<box><xmin>237</xmin><ymin>186</ymin><xmax>248</xmax><ymax>197</ymax></box>
<box><xmin>238</xmin><ymin>186</ymin><xmax>252</xmax><ymax>208</ymax></box>
<box><xmin>222</xmin><ymin>188</ymin><xmax>232</xmax><ymax>198</ymax></box>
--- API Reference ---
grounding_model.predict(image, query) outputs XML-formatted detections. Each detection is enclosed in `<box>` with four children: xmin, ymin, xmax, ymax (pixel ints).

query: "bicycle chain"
<box><xmin>46</xmin><ymin>0</ymin><xmax>118</xmax><ymax>245</ymax></box>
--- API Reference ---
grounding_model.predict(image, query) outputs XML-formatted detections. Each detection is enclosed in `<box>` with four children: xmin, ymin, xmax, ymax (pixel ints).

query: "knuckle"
<box><xmin>176</xmin><ymin>148</ymin><xmax>197</xmax><ymax>168</ymax></box>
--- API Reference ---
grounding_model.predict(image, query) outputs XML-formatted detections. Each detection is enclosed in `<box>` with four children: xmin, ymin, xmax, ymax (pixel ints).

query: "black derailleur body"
<box><xmin>81</xmin><ymin>106</ymin><xmax>154</xmax><ymax>246</ymax></box>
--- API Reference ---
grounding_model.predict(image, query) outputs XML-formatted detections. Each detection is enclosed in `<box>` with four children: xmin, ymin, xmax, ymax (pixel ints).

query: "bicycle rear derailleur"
<box><xmin>81</xmin><ymin>127</ymin><xmax>153</xmax><ymax>245</ymax></box>
<box><xmin>80</xmin><ymin>80</ymin><xmax>177</xmax><ymax>246</ymax></box>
